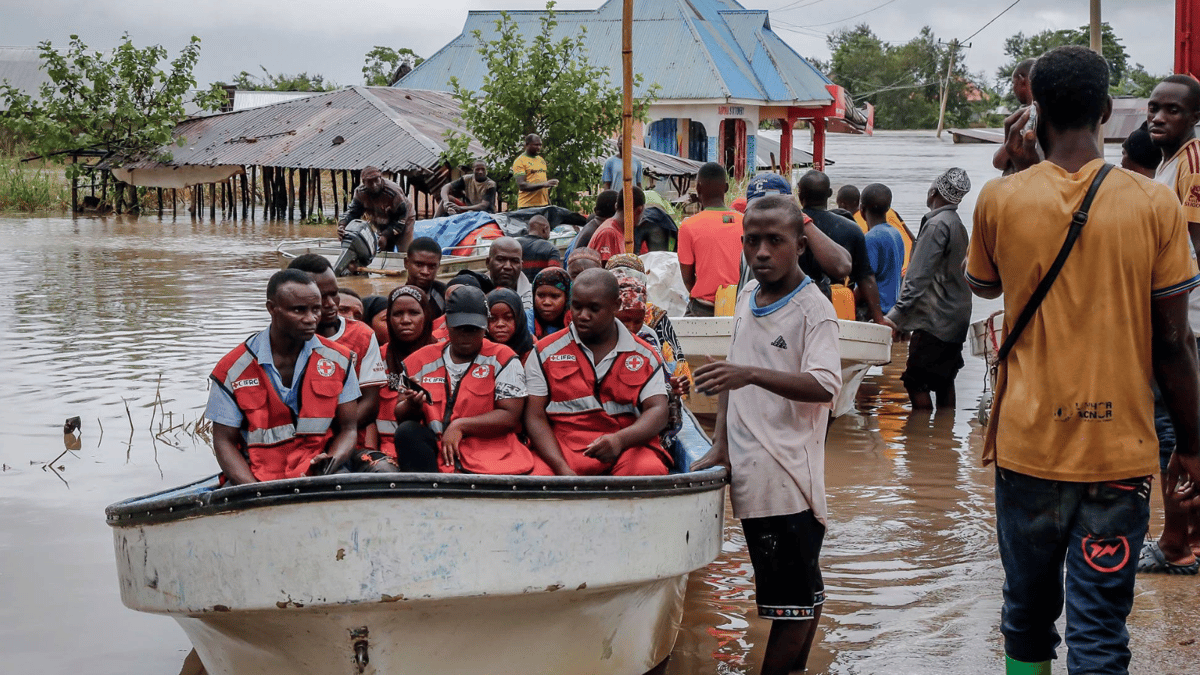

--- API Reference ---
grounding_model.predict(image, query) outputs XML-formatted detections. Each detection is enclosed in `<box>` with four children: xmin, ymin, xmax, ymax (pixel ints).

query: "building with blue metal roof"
<box><xmin>397</xmin><ymin>0</ymin><xmax>870</xmax><ymax>179</ymax></box>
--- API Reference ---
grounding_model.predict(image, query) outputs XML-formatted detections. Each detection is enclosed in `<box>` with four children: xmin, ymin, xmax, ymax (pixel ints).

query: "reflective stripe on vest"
<box><xmin>544</xmin><ymin>396</ymin><xmax>638</xmax><ymax>417</ymax></box>
<box><xmin>429</xmin><ymin>420</ymin><xmax>445</xmax><ymax>434</ymax></box>
<box><xmin>246</xmin><ymin>423</ymin><xmax>296</xmax><ymax>446</ymax></box>
<box><xmin>313</xmin><ymin>344</ymin><xmax>351</xmax><ymax>372</ymax></box>
<box><xmin>221</xmin><ymin>350</ymin><xmax>257</xmax><ymax>391</ymax></box>
<box><xmin>376</xmin><ymin>419</ymin><xmax>398</xmax><ymax>434</ymax></box>
<box><xmin>295</xmin><ymin>417</ymin><xmax>334</xmax><ymax>434</ymax></box>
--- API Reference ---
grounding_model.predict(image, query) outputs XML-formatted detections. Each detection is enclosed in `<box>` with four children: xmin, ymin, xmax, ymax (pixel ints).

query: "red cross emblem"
<box><xmin>316</xmin><ymin>358</ymin><xmax>335</xmax><ymax>377</ymax></box>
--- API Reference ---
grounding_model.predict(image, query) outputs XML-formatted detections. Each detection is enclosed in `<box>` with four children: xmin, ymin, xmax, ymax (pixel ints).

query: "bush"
<box><xmin>0</xmin><ymin>157</ymin><xmax>70</xmax><ymax>211</ymax></box>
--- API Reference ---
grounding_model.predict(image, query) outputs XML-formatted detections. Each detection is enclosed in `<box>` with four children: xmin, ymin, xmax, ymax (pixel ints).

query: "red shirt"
<box><xmin>677</xmin><ymin>207</ymin><xmax>743</xmax><ymax>303</ymax></box>
<box><xmin>590</xmin><ymin>218</ymin><xmax>627</xmax><ymax>263</ymax></box>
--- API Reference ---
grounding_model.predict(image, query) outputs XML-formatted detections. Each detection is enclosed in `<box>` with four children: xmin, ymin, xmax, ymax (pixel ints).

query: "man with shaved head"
<box><xmin>799</xmin><ymin>170</ymin><xmax>898</xmax><ymax>335</ymax></box>
<box><xmin>337</xmin><ymin>166</ymin><xmax>415</xmax><ymax>252</ymax></box>
<box><xmin>524</xmin><ymin>268</ymin><xmax>671</xmax><ymax>476</ymax></box>
<box><xmin>833</xmin><ymin>184</ymin><xmax>860</xmax><ymax>219</ymax></box>
<box><xmin>486</xmin><ymin>236</ymin><xmax>534</xmax><ymax>307</ymax></box>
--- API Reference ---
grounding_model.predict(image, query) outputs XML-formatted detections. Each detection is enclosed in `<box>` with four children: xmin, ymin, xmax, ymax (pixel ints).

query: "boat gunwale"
<box><xmin>105</xmin><ymin>469</ymin><xmax>728</xmax><ymax>527</ymax></box>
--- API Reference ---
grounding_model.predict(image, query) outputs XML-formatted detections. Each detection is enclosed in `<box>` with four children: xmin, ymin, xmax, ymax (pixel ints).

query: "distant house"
<box><xmin>397</xmin><ymin>0</ymin><xmax>870</xmax><ymax>179</ymax></box>
<box><xmin>0</xmin><ymin>47</ymin><xmax>53</xmax><ymax>112</ymax></box>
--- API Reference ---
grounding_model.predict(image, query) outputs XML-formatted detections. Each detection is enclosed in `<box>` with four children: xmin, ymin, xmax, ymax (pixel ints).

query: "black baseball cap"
<box><xmin>445</xmin><ymin>285</ymin><xmax>489</xmax><ymax>329</ymax></box>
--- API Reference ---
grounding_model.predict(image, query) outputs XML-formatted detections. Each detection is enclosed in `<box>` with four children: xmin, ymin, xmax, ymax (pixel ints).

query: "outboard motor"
<box><xmin>334</xmin><ymin>219</ymin><xmax>377</xmax><ymax>276</ymax></box>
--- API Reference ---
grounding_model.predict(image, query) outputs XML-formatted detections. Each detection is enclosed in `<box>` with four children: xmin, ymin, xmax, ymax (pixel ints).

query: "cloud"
<box><xmin>0</xmin><ymin>0</ymin><xmax>1178</xmax><ymax>90</ymax></box>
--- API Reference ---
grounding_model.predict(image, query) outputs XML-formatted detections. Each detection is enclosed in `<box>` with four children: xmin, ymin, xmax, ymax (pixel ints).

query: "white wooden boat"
<box><xmin>106</xmin><ymin>415</ymin><xmax>726</xmax><ymax>675</ymax></box>
<box><xmin>671</xmin><ymin>317</ymin><xmax>893</xmax><ymax>418</ymax></box>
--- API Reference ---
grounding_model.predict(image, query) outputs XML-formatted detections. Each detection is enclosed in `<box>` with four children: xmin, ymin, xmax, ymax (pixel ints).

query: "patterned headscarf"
<box><xmin>933</xmin><ymin>167</ymin><xmax>971</xmax><ymax>205</ymax></box>
<box><xmin>616</xmin><ymin>274</ymin><xmax>647</xmax><ymax>318</ymax></box>
<box><xmin>532</xmin><ymin>267</ymin><xmax>571</xmax><ymax>295</ymax></box>
<box><xmin>567</xmin><ymin>247</ymin><xmax>602</xmax><ymax>266</ymax></box>
<box><xmin>606</xmin><ymin>253</ymin><xmax>645</xmax><ymax>274</ymax></box>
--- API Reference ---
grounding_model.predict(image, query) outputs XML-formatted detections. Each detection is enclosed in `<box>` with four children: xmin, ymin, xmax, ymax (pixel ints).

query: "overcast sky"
<box><xmin>0</xmin><ymin>0</ymin><xmax>1176</xmax><ymax>90</ymax></box>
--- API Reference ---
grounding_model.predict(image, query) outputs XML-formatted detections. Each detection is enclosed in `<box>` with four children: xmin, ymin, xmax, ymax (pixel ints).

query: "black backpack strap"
<box><xmin>995</xmin><ymin>163</ymin><xmax>1114</xmax><ymax>363</ymax></box>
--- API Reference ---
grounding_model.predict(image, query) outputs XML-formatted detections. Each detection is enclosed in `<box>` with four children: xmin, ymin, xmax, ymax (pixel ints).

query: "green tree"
<box><xmin>363</xmin><ymin>47</ymin><xmax>424</xmax><ymax>86</ymax></box>
<box><xmin>0</xmin><ymin>34</ymin><xmax>224</xmax><ymax>178</ymax></box>
<box><xmin>997</xmin><ymin>23</ymin><xmax>1129</xmax><ymax>102</ymax></box>
<box><xmin>229</xmin><ymin>67</ymin><xmax>336</xmax><ymax>92</ymax></box>
<box><xmin>825</xmin><ymin>25</ymin><xmax>979</xmax><ymax>130</ymax></box>
<box><xmin>445</xmin><ymin>1</ymin><xmax>658</xmax><ymax>209</ymax></box>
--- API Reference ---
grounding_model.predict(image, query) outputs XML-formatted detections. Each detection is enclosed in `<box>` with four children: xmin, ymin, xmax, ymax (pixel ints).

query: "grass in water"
<box><xmin>0</xmin><ymin>157</ymin><xmax>70</xmax><ymax>212</ymax></box>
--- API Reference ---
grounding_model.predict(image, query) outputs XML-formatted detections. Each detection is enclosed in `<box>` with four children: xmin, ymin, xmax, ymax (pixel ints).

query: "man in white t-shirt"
<box><xmin>693</xmin><ymin>195</ymin><xmax>842</xmax><ymax>675</ymax></box>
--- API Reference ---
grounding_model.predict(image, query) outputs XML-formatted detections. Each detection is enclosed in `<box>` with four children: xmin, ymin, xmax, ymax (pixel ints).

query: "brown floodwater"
<box><xmin>1</xmin><ymin>131</ymin><xmax>1197</xmax><ymax>674</ymax></box>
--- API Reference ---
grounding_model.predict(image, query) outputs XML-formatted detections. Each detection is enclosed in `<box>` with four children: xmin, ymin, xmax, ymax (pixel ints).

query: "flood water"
<box><xmin>2</xmin><ymin>131</ymin><xmax>1197</xmax><ymax>674</ymax></box>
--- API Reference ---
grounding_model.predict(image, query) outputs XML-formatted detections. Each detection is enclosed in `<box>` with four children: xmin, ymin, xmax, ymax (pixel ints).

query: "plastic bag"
<box><xmin>640</xmin><ymin>251</ymin><xmax>689</xmax><ymax>317</ymax></box>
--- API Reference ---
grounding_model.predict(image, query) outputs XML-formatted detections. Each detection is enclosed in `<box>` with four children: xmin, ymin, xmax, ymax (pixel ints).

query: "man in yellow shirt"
<box><xmin>1142</xmin><ymin>73</ymin><xmax>1200</xmax><ymax>574</ymax></box>
<box><xmin>968</xmin><ymin>46</ymin><xmax>1200</xmax><ymax>675</ymax></box>
<box><xmin>512</xmin><ymin>134</ymin><xmax>558</xmax><ymax>208</ymax></box>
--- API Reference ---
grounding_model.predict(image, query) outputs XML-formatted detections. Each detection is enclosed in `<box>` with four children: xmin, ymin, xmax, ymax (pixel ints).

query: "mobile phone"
<box><xmin>1022</xmin><ymin>106</ymin><xmax>1037</xmax><ymax>135</ymax></box>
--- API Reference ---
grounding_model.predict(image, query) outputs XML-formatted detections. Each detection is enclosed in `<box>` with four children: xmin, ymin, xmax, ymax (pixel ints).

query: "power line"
<box><xmin>961</xmin><ymin>0</ymin><xmax>1023</xmax><ymax>43</ymax></box>
<box><xmin>794</xmin><ymin>0</ymin><xmax>903</xmax><ymax>28</ymax></box>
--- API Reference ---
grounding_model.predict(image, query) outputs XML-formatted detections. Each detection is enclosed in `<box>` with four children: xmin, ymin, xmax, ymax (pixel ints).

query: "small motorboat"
<box><xmin>670</xmin><ymin>317</ymin><xmax>893</xmax><ymax>418</ymax></box>
<box><xmin>106</xmin><ymin>413</ymin><xmax>726</xmax><ymax>675</ymax></box>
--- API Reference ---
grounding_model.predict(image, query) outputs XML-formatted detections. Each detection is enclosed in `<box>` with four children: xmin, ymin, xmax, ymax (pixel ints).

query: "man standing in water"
<box><xmin>968</xmin><ymin>46</ymin><xmax>1200</xmax><ymax>674</ymax></box>
<box><xmin>337</xmin><ymin>166</ymin><xmax>416</xmax><ymax>252</ymax></box>
<box><xmin>206</xmin><ymin>269</ymin><xmax>361</xmax><ymax>483</ymax></box>
<box><xmin>692</xmin><ymin>195</ymin><xmax>842</xmax><ymax>675</ymax></box>
<box><xmin>512</xmin><ymin>134</ymin><xmax>558</xmax><ymax>209</ymax></box>
<box><xmin>1140</xmin><ymin>73</ymin><xmax>1200</xmax><ymax>574</ymax></box>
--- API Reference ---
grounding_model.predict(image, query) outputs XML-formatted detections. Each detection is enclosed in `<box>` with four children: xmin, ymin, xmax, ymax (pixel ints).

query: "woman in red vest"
<box><xmin>360</xmin><ymin>285</ymin><xmax>435</xmax><ymax>470</ymax></box>
<box><xmin>393</xmin><ymin>286</ymin><xmax>550</xmax><ymax>475</ymax></box>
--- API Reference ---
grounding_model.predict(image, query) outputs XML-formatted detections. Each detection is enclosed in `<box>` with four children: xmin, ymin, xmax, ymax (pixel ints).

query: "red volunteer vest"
<box><xmin>333</xmin><ymin>318</ymin><xmax>376</xmax><ymax>449</ymax></box>
<box><xmin>211</xmin><ymin>335</ymin><xmax>353</xmax><ymax>481</ymax></box>
<box><xmin>375</xmin><ymin>343</ymin><xmax>400</xmax><ymax>459</ymax></box>
<box><xmin>534</xmin><ymin>328</ymin><xmax>668</xmax><ymax>471</ymax></box>
<box><xmin>402</xmin><ymin>340</ymin><xmax>536</xmax><ymax>475</ymax></box>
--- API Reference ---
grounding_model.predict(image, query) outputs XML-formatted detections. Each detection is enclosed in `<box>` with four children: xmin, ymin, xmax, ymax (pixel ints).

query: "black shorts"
<box><xmin>901</xmin><ymin>330</ymin><xmax>965</xmax><ymax>393</ymax></box>
<box><xmin>741</xmin><ymin>510</ymin><xmax>826</xmax><ymax>620</ymax></box>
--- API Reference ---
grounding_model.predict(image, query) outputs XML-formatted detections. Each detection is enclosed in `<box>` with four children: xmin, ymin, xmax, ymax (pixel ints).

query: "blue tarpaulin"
<box><xmin>411</xmin><ymin>212</ymin><xmax>497</xmax><ymax>254</ymax></box>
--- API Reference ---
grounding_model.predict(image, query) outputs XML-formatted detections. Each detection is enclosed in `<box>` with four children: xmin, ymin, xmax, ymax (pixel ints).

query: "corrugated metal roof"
<box><xmin>0</xmin><ymin>47</ymin><xmax>53</xmax><ymax>112</ymax></box>
<box><xmin>232</xmin><ymin>90</ymin><xmax>321</xmax><ymax>111</ymax></box>
<box><xmin>398</xmin><ymin>0</ymin><xmax>832</xmax><ymax>106</ymax></box>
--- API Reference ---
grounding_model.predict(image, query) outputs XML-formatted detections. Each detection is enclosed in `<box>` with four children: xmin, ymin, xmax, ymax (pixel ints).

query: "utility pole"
<box><xmin>936</xmin><ymin>39</ymin><xmax>968</xmax><ymax>138</ymax></box>
<box><xmin>1091</xmin><ymin>0</ymin><xmax>1104</xmax><ymax>146</ymax></box>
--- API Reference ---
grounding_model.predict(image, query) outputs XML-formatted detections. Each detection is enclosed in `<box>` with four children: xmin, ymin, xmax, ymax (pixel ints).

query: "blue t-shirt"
<box><xmin>602</xmin><ymin>155</ymin><xmax>643</xmax><ymax>188</ymax></box>
<box><xmin>864</xmin><ymin>223</ymin><xmax>905</xmax><ymax>313</ymax></box>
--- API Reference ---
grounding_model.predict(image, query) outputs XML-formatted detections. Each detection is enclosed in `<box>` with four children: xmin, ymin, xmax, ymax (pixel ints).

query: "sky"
<box><xmin>0</xmin><ymin>0</ymin><xmax>1178</xmax><ymax>90</ymax></box>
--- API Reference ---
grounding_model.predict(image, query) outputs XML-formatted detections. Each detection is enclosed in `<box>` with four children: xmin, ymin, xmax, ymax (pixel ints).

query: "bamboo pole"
<box><xmin>621</xmin><ymin>0</ymin><xmax>635</xmax><ymax>250</ymax></box>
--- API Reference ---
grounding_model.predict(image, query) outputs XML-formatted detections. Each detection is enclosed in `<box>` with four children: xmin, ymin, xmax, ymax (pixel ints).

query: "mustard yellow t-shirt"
<box><xmin>967</xmin><ymin>159</ymin><xmax>1200</xmax><ymax>482</ymax></box>
<box><xmin>512</xmin><ymin>154</ymin><xmax>549</xmax><ymax>208</ymax></box>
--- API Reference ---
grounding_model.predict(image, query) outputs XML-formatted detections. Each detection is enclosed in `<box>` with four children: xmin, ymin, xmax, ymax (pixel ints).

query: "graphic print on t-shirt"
<box><xmin>770</xmin><ymin>336</ymin><xmax>788</xmax><ymax>349</ymax></box>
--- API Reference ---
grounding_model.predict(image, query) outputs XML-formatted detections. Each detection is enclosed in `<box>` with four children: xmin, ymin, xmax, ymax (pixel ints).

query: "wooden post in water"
<box><xmin>157</xmin><ymin>188</ymin><xmax>163</xmax><ymax>215</ymax></box>
<box><xmin>620</xmin><ymin>0</ymin><xmax>635</xmax><ymax>250</ymax></box>
<box><xmin>342</xmin><ymin>171</ymin><xmax>350</xmax><ymax>211</ymax></box>
<box><xmin>315</xmin><ymin>170</ymin><xmax>324</xmax><ymax>220</ymax></box>
<box><xmin>250</xmin><ymin>166</ymin><xmax>257</xmax><ymax>217</ymax></box>
<box><xmin>172</xmin><ymin>188</ymin><xmax>177</xmax><ymax>217</ymax></box>
<box><xmin>330</xmin><ymin>169</ymin><xmax>339</xmax><ymax>219</ymax></box>
<box><xmin>287</xmin><ymin>169</ymin><xmax>295</xmax><ymax>221</ymax></box>
<box><xmin>298</xmin><ymin>169</ymin><xmax>308</xmax><ymax>220</ymax></box>
<box><xmin>241</xmin><ymin>172</ymin><xmax>249</xmax><ymax>217</ymax></box>
<box><xmin>209</xmin><ymin>183</ymin><xmax>216</xmax><ymax>220</ymax></box>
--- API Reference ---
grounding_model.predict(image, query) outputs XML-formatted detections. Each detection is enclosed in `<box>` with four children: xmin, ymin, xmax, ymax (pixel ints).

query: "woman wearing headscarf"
<box><xmin>605</xmin><ymin>254</ymin><xmax>691</xmax><ymax>392</ymax></box>
<box><xmin>361</xmin><ymin>294</ymin><xmax>390</xmax><ymax>348</ymax></box>
<box><xmin>357</xmin><ymin>286</ymin><xmax>436</xmax><ymax>472</ymax></box>
<box><xmin>486</xmin><ymin>288</ymin><xmax>535</xmax><ymax>361</ymax></box>
<box><xmin>566</xmin><ymin>247</ymin><xmax>602</xmax><ymax>279</ymax></box>
<box><xmin>528</xmin><ymin>267</ymin><xmax>572</xmax><ymax>339</ymax></box>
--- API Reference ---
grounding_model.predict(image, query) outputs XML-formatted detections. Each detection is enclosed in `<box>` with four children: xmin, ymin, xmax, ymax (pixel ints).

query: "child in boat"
<box><xmin>529</xmin><ymin>267</ymin><xmax>571</xmax><ymax>339</ymax></box>
<box><xmin>357</xmin><ymin>285</ymin><xmax>435</xmax><ymax>472</ymax></box>
<box><xmin>692</xmin><ymin>195</ymin><xmax>842</xmax><ymax>675</ymax></box>
<box><xmin>486</xmin><ymin>288</ymin><xmax>535</xmax><ymax>361</ymax></box>
<box><xmin>393</xmin><ymin>285</ymin><xmax>549</xmax><ymax>475</ymax></box>
<box><xmin>524</xmin><ymin>269</ymin><xmax>671</xmax><ymax>476</ymax></box>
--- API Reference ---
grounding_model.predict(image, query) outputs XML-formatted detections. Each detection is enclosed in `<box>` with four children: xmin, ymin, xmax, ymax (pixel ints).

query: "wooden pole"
<box><xmin>331</xmin><ymin>168</ymin><xmax>339</xmax><ymax>218</ymax></box>
<box><xmin>298</xmin><ymin>168</ymin><xmax>308</xmax><ymax>220</ymax></box>
<box><xmin>936</xmin><ymin>39</ymin><xmax>957</xmax><ymax>138</ymax></box>
<box><xmin>287</xmin><ymin>169</ymin><xmax>295</xmax><ymax>221</ymax></box>
<box><xmin>241</xmin><ymin>171</ymin><xmax>249</xmax><ymax>217</ymax></box>
<box><xmin>250</xmin><ymin>166</ymin><xmax>257</xmax><ymax>217</ymax></box>
<box><xmin>342</xmin><ymin>170</ymin><xmax>350</xmax><ymax>211</ymax></box>
<box><xmin>172</xmin><ymin>188</ymin><xmax>176</xmax><ymax>217</ymax></box>
<box><xmin>1091</xmin><ymin>0</ymin><xmax>1105</xmax><ymax>147</ymax></box>
<box><xmin>157</xmin><ymin>188</ymin><xmax>163</xmax><ymax>215</ymax></box>
<box><xmin>621</xmin><ymin>0</ymin><xmax>635</xmax><ymax>251</ymax></box>
<box><xmin>316</xmin><ymin>170</ymin><xmax>324</xmax><ymax>219</ymax></box>
<box><xmin>209</xmin><ymin>183</ymin><xmax>216</xmax><ymax>220</ymax></box>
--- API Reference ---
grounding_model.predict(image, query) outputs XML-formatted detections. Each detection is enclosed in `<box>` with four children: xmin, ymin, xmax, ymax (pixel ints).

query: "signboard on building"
<box><xmin>718</xmin><ymin>105</ymin><xmax>745</xmax><ymax>117</ymax></box>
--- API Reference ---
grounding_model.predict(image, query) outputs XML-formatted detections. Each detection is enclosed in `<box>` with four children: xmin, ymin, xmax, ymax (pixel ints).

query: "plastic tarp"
<box><xmin>111</xmin><ymin>164</ymin><xmax>244</xmax><ymax>189</ymax></box>
<box><xmin>641</xmin><ymin>251</ymin><xmax>689</xmax><ymax>317</ymax></box>
<box><xmin>412</xmin><ymin>212</ymin><xmax>497</xmax><ymax>253</ymax></box>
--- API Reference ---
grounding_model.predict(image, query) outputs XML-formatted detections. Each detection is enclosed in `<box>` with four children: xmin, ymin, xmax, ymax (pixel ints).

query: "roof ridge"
<box><xmin>354</xmin><ymin>86</ymin><xmax>443</xmax><ymax>167</ymax></box>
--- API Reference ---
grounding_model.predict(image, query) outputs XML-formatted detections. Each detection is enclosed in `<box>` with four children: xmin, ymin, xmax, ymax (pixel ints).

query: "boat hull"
<box><xmin>109</xmin><ymin>470</ymin><xmax>726</xmax><ymax>675</ymax></box>
<box><xmin>671</xmin><ymin>317</ymin><xmax>892</xmax><ymax>417</ymax></box>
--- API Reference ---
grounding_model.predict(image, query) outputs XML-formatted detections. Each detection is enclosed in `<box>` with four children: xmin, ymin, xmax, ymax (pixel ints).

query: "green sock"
<box><xmin>1005</xmin><ymin>655</ymin><xmax>1051</xmax><ymax>675</ymax></box>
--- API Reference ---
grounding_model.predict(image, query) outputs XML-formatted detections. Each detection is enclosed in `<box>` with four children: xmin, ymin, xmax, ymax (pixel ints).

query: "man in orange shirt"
<box><xmin>590</xmin><ymin>186</ymin><xmax>644</xmax><ymax>265</ymax></box>
<box><xmin>678</xmin><ymin>163</ymin><xmax>743</xmax><ymax>317</ymax></box>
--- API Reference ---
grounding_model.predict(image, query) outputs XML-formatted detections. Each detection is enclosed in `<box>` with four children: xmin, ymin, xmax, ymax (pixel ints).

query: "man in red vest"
<box><xmin>524</xmin><ymin>268</ymin><xmax>670</xmax><ymax>476</ymax></box>
<box><xmin>392</xmin><ymin>285</ymin><xmax>547</xmax><ymax>474</ymax></box>
<box><xmin>288</xmin><ymin>254</ymin><xmax>387</xmax><ymax>460</ymax></box>
<box><xmin>205</xmin><ymin>269</ymin><xmax>361</xmax><ymax>483</ymax></box>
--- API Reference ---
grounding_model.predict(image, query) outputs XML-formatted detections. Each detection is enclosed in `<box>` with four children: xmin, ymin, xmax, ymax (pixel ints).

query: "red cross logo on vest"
<box><xmin>625</xmin><ymin>354</ymin><xmax>645</xmax><ymax>372</ymax></box>
<box><xmin>316</xmin><ymin>358</ymin><xmax>336</xmax><ymax>377</ymax></box>
<box><xmin>471</xmin><ymin>365</ymin><xmax>490</xmax><ymax>379</ymax></box>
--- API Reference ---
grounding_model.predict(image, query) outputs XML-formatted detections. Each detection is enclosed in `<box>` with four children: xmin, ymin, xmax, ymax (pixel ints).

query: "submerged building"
<box><xmin>396</xmin><ymin>0</ymin><xmax>870</xmax><ymax>180</ymax></box>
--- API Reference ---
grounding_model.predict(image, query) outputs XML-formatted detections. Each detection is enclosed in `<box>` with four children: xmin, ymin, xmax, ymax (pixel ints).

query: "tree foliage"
<box><xmin>0</xmin><ymin>34</ymin><xmax>224</xmax><ymax>177</ymax></box>
<box><xmin>230</xmin><ymin>67</ymin><xmax>337</xmax><ymax>92</ymax></box>
<box><xmin>363</xmin><ymin>47</ymin><xmax>424</xmax><ymax>86</ymax></box>
<box><xmin>996</xmin><ymin>23</ymin><xmax>1161</xmax><ymax>101</ymax></box>
<box><xmin>445</xmin><ymin>1</ymin><xmax>658</xmax><ymax>209</ymax></box>
<box><xmin>825</xmin><ymin>25</ymin><xmax>985</xmax><ymax>130</ymax></box>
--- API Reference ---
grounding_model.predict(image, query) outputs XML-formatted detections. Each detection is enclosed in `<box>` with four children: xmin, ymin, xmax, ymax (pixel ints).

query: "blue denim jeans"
<box><xmin>995</xmin><ymin>468</ymin><xmax>1151</xmax><ymax>674</ymax></box>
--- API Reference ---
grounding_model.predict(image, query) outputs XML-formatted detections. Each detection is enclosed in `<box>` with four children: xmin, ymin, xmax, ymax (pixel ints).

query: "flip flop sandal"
<box><xmin>1137</xmin><ymin>541</ymin><xmax>1199</xmax><ymax>575</ymax></box>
